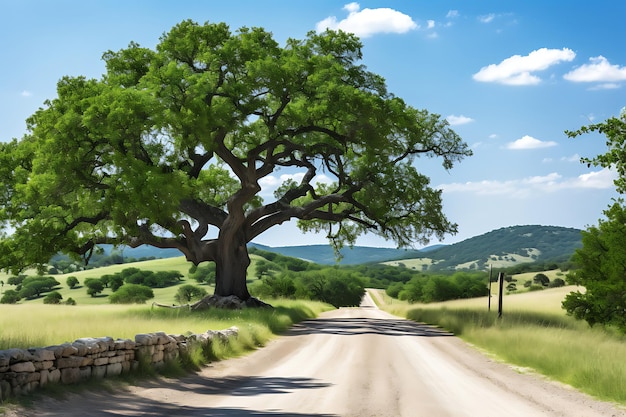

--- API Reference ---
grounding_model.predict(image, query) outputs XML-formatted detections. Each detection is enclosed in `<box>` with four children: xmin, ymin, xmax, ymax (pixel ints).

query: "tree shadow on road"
<box><xmin>21</xmin><ymin>376</ymin><xmax>337</xmax><ymax>417</ymax></box>
<box><xmin>173</xmin><ymin>375</ymin><xmax>331</xmax><ymax>397</ymax></box>
<box><xmin>286</xmin><ymin>317</ymin><xmax>454</xmax><ymax>338</ymax></box>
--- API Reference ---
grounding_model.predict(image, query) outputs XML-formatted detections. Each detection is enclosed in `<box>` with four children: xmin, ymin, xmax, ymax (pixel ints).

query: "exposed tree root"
<box><xmin>191</xmin><ymin>294</ymin><xmax>273</xmax><ymax>310</ymax></box>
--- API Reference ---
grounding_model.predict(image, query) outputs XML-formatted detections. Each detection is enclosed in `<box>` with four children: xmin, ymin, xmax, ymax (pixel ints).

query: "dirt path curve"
<box><xmin>7</xmin><ymin>292</ymin><xmax>626</xmax><ymax>417</ymax></box>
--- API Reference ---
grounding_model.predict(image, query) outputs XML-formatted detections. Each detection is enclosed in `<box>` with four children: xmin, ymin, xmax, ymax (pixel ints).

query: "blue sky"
<box><xmin>1</xmin><ymin>1</ymin><xmax>624</xmax><ymax>248</ymax></box>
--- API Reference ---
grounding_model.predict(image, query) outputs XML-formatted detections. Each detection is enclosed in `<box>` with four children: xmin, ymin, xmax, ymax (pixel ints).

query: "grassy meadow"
<box><xmin>0</xmin><ymin>299</ymin><xmax>332</xmax><ymax>351</ymax></box>
<box><xmin>372</xmin><ymin>285</ymin><xmax>626</xmax><ymax>406</ymax></box>
<box><xmin>3</xmin><ymin>255</ymin><xmax>626</xmax><ymax>407</ymax></box>
<box><xmin>0</xmin><ymin>254</ymin><xmax>270</xmax><ymax>306</ymax></box>
<box><xmin>0</xmin><ymin>254</ymin><xmax>334</xmax><ymax>352</ymax></box>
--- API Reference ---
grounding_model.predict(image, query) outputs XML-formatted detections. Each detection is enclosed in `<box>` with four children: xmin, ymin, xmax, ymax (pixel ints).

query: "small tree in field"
<box><xmin>533</xmin><ymin>273</ymin><xmax>550</xmax><ymax>287</ymax></box>
<box><xmin>175</xmin><ymin>284</ymin><xmax>208</xmax><ymax>304</ymax></box>
<box><xmin>66</xmin><ymin>276</ymin><xmax>79</xmax><ymax>289</ymax></box>
<box><xmin>0</xmin><ymin>289</ymin><xmax>21</xmax><ymax>304</ymax></box>
<box><xmin>43</xmin><ymin>291</ymin><xmax>63</xmax><ymax>304</ymax></box>
<box><xmin>84</xmin><ymin>278</ymin><xmax>104</xmax><ymax>297</ymax></box>
<box><xmin>109</xmin><ymin>284</ymin><xmax>154</xmax><ymax>304</ymax></box>
<box><xmin>19</xmin><ymin>276</ymin><xmax>60</xmax><ymax>299</ymax></box>
<box><xmin>188</xmin><ymin>263</ymin><xmax>216</xmax><ymax>285</ymax></box>
<box><xmin>0</xmin><ymin>20</ymin><xmax>470</xmax><ymax>306</ymax></box>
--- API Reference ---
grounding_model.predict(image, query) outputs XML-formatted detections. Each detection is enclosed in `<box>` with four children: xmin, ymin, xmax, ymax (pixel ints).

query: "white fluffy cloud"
<box><xmin>575</xmin><ymin>168</ymin><xmax>617</xmax><ymax>189</ymax></box>
<box><xmin>473</xmin><ymin>48</ymin><xmax>576</xmax><ymax>85</ymax></box>
<box><xmin>446</xmin><ymin>114</ymin><xmax>474</xmax><ymax>125</ymax></box>
<box><xmin>564</xmin><ymin>56</ymin><xmax>626</xmax><ymax>88</ymax></box>
<box><xmin>478</xmin><ymin>14</ymin><xmax>495</xmax><ymax>23</ymax></box>
<box><xmin>438</xmin><ymin>168</ymin><xmax>616</xmax><ymax>198</ymax></box>
<box><xmin>20</xmin><ymin>90</ymin><xmax>32</xmax><ymax>97</ymax></box>
<box><xmin>506</xmin><ymin>135</ymin><xmax>558</xmax><ymax>150</ymax></box>
<box><xmin>316</xmin><ymin>3</ymin><xmax>418</xmax><ymax>38</ymax></box>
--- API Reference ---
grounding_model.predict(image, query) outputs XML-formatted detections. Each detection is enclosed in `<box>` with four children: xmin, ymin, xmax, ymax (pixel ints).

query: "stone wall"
<box><xmin>0</xmin><ymin>326</ymin><xmax>238</xmax><ymax>401</ymax></box>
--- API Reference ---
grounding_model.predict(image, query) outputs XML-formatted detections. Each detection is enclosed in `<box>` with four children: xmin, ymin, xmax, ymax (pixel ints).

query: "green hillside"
<box><xmin>2</xmin><ymin>255</ymin><xmax>268</xmax><ymax>306</ymax></box>
<box><xmin>251</xmin><ymin>225</ymin><xmax>581</xmax><ymax>269</ymax></box>
<box><xmin>392</xmin><ymin>225</ymin><xmax>582</xmax><ymax>271</ymax></box>
<box><xmin>249</xmin><ymin>243</ymin><xmax>421</xmax><ymax>265</ymax></box>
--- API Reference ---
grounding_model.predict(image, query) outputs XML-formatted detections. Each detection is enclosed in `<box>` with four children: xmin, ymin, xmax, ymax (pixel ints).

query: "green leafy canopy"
<box><xmin>0</xmin><ymin>20</ymin><xmax>470</xmax><ymax>281</ymax></box>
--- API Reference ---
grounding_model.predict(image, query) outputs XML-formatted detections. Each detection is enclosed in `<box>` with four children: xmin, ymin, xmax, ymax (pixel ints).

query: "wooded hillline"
<box><xmin>94</xmin><ymin>225</ymin><xmax>581</xmax><ymax>269</ymax></box>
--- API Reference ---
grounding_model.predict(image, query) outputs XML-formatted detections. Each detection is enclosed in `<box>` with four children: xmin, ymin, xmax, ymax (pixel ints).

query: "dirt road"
<box><xmin>7</xmin><ymin>293</ymin><xmax>626</xmax><ymax>416</ymax></box>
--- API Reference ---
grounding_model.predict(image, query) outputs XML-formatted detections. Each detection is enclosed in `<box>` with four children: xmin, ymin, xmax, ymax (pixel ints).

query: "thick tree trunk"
<box><xmin>213</xmin><ymin>231</ymin><xmax>251</xmax><ymax>300</ymax></box>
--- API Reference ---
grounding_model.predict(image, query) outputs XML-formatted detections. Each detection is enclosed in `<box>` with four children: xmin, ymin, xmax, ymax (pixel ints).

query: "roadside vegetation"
<box><xmin>0</xmin><ymin>299</ymin><xmax>331</xmax><ymax>352</ymax></box>
<box><xmin>373</xmin><ymin>287</ymin><xmax>626</xmax><ymax>406</ymax></box>
<box><xmin>1</xmin><ymin>202</ymin><xmax>624</xmax><ymax>407</ymax></box>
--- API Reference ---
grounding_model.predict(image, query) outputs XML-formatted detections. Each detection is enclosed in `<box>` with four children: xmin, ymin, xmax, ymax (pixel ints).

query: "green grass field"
<box><xmin>0</xmin><ymin>255</ymin><xmax>334</xmax><ymax>352</ymax></box>
<box><xmin>0</xmin><ymin>255</ymin><xmax>269</xmax><ymax>306</ymax></box>
<box><xmin>0</xmin><ymin>298</ymin><xmax>332</xmax><ymax>350</ymax></box>
<box><xmin>3</xmin><ymin>256</ymin><xmax>626</xmax><ymax>407</ymax></box>
<box><xmin>373</xmin><ymin>286</ymin><xmax>626</xmax><ymax>406</ymax></box>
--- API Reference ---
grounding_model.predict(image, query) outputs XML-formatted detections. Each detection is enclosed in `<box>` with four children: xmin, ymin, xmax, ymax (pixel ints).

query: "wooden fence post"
<box><xmin>498</xmin><ymin>272</ymin><xmax>505</xmax><ymax>319</ymax></box>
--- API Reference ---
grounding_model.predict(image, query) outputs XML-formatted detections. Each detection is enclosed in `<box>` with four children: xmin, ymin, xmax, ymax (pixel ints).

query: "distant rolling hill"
<box><xmin>248</xmin><ymin>243</ymin><xmax>421</xmax><ymax>265</ymax></box>
<box><xmin>391</xmin><ymin>225</ymin><xmax>583</xmax><ymax>271</ymax></box>
<box><xmin>95</xmin><ymin>225</ymin><xmax>582</xmax><ymax>269</ymax></box>
<box><xmin>252</xmin><ymin>225</ymin><xmax>582</xmax><ymax>269</ymax></box>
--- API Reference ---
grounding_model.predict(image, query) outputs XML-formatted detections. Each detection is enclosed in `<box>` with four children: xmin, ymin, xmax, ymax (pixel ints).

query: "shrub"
<box><xmin>254</xmin><ymin>274</ymin><xmax>297</xmax><ymax>299</ymax></box>
<box><xmin>549</xmin><ymin>278</ymin><xmax>566</xmax><ymax>288</ymax></box>
<box><xmin>174</xmin><ymin>284</ymin><xmax>208</xmax><ymax>304</ymax></box>
<box><xmin>386</xmin><ymin>282</ymin><xmax>404</xmax><ymax>298</ymax></box>
<box><xmin>398</xmin><ymin>276</ymin><xmax>426</xmax><ymax>303</ymax></box>
<box><xmin>43</xmin><ymin>291</ymin><xmax>63</xmax><ymax>304</ymax></box>
<box><xmin>124</xmin><ymin>269</ymin><xmax>154</xmax><ymax>286</ymax></box>
<box><xmin>103</xmin><ymin>268</ymin><xmax>184</xmax><ymax>289</ymax></box>
<box><xmin>65</xmin><ymin>297</ymin><xmax>77</xmax><ymax>305</ymax></box>
<box><xmin>533</xmin><ymin>273</ymin><xmax>550</xmax><ymax>287</ymax></box>
<box><xmin>7</xmin><ymin>275</ymin><xmax>25</xmax><ymax>286</ymax></box>
<box><xmin>188</xmin><ymin>263</ymin><xmax>216</xmax><ymax>285</ymax></box>
<box><xmin>109</xmin><ymin>275</ymin><xmax>124</xmax><ymax>291</ymax></box>
<box><xmin>0</xmin><ymin>289</ymin><xmax>21</xmax><ymax>304</ymax></box>
<box><xmin>255</xmin><ymin>260</ymin><xmax>274</xmax><ymax>279</ymax></box>
<box><xmin>84</xmin><ymin>278</ymin><xmax>105</xmax><ymax>297</ymax></box>
<box><xmin>152</xmin><ymin>271</ymin><xmax>184</xmax><ymax>287</ymax></box>
<box><xmin>422</xmin><ymin>276</ymin><xmax>460</xmax><ymax>303</ymax></box>
<box><xmin>19</xmin><ymin>276</ymin><xmax>60</xmax><ymax>299</ymax></box>
<box><xmin>391</xmin><ymin>272</ymin><xmax>488</xmax><ymax>304</ymax></box>
<box><xmin>322</xmin><ymin>273</ymin><xmax>365</xmax><ymax>308</ymax></box>
<box><xmin>109</xmin><ymin>284</ymin><xmax>154</xmax><ymax>304</ymax></box>
<box><xmin>66</xmin><ymin>276</ymin><xmax>79</xmax><ymax>289</ymax></box>
<box><xmin>100</xmin><ymin>274</ymin><xmax>113</xmax><ymax>288</ymax></box>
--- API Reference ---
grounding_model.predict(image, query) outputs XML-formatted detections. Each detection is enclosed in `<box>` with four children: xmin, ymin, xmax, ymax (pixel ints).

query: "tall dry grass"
<box><xmin>373</xmin><ymin>287</ymin><xmax>626</xmax><ymax>405</ymax></box>
<box><xmin>0</xmin><ymin>299</ymin><xmax>331</xmax><ymax>351</ymax></box>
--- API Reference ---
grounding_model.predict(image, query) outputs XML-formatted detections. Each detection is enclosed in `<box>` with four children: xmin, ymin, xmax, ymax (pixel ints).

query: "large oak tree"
<box><xmin>0</xmin><ymin>21</ymin><xmax>471</xmax><ymax>303</ymax></box>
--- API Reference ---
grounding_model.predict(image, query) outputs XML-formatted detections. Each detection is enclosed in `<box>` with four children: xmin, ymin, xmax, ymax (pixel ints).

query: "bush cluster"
<box><xmin>251</xmin><ymin>269</ymin><xmax>365</xmax><ymax>308</ymax></box>
<box><xmin>82</xmin><ymin>267</ymin><xmax>184</xmax><ymax>303</ymax></box>
<box><xmin>1</xmin><ymin>275</ymin><xmax>61</xmax><ymax>303</ymax></box>
<box><xmin>386</xmin><ymin>272</ymin><xmax>488</xmax><ymax>303</ymax></box>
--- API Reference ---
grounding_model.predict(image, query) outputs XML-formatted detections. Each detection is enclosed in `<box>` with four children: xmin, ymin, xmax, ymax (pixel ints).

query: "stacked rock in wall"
<box><xmin>0</xmin><ymin>326</ymin><xmax>238</xmax><ymax>401</ymax></box>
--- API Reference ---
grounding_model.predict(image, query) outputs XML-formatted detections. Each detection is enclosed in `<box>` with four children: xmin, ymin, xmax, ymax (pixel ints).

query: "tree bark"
<box><xmin>213</xmin><ymin>229</ymin><xmax>251</xmax><ymax>300</ymax></box>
